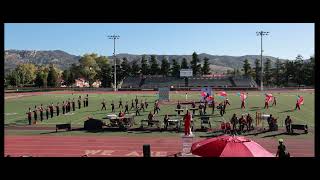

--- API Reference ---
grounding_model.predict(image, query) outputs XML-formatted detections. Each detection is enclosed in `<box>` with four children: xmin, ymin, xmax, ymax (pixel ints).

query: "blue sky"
<box><xmin>4</xmin><ymin>23</ymin><xmax>314</xmax><ymax>60</ymax></box>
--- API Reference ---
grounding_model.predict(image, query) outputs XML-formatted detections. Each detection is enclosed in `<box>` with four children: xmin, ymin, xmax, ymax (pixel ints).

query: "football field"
<box><xmin>4</xmin><ymin>89</ymin><xmax>315</xmax><ymax>157</ymax></box>
<box><xmin>5</xmin><ymin>90</ymin><xmax>314</xmax><ymax>129</ymax></box>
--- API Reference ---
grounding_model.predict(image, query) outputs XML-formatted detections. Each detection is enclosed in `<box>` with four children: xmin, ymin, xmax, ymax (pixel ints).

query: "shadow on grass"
<box><xmin>278</xmin><ymin>110</ymin><xmax>293</xmax><ymax>113</ymax></box>
<box><xmin>262</xmin><ymin>132</ymin><xmax>302</xmax><ymax>138</ymax></box>
<box><xmin>242</xmin><ymin>129</ymin><xmax>270</xmax><ymax>136</ymax></box>
<box><xmin>248</xmin><ymin>107</ymin><xmax>263</xmax><ymax>111</ymax></box>
<box><xmin>199</xmin><ymin>131</ymin><xmax>225</xmax><ymax>138</ymax></box>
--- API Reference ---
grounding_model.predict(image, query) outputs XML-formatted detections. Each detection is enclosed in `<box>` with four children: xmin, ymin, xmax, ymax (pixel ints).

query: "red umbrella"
<box><xmin>191</xmin><ymin>135</ymin><xmax>274</xmax><ymax>157</ymax></box>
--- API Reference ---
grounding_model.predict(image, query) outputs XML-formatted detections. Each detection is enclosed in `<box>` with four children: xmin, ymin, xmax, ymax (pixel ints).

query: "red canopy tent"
<box><xmin>191</xmin><ymin>135</ymin><xmax>274</xmax><ymax>157</ymax></box>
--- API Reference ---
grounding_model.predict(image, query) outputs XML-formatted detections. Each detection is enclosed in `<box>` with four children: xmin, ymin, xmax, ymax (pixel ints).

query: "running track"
<box><xmin>4</xmin><ymin>135</ymin><xmax>314</xmax><ymax>157</ymax></box>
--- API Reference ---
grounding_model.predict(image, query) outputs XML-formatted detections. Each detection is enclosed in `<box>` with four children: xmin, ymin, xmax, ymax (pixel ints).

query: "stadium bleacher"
<box><xmin>121</xmin><ymin>75</ymin><xmax>257</xmax><ymax>89</ymax></box>
<box><xmin>187</xmin><ymin>77</ymin><xmax>233</xmax><ymax>87</ymax></box>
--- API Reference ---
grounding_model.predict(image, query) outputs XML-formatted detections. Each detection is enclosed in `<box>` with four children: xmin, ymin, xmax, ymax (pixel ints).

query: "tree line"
<box><xmin>237</xmin><ymin>55</ymin><xmax>314</xmax><ymax>87</ymax></box>
<box><xmin>5</xmin><ymin>53</ymin><xmax>314</xmax><ymax>88</ymax></box>
<box><xmin>5</xmin><ymin>52</ymin><xmax>211</xmax><ymax>88</ymax></box>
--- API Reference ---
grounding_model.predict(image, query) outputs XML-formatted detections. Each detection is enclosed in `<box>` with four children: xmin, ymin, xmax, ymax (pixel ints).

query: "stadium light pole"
<box><xmin>108</xmin><ymin>34</ymin><xmax>120</xmax><ymax>91</ymax></box>
<box><xmin>256</xmin><ymin>31</ymin><xmax>269</xmax><ymax>91</ymax></box>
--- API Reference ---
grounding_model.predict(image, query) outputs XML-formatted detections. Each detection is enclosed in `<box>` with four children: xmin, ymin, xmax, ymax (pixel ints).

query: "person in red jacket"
<box><xmin>184</xmin><ymin>110</ymin><xmax>191</xmax><ymax>136</ymax></box>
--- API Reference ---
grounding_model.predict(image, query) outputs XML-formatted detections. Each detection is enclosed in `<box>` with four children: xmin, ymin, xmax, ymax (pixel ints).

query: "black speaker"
<box><xmin>143</xmin><ymin>144</ymin><xmax>151</xmax><ymax>157</ymax></box>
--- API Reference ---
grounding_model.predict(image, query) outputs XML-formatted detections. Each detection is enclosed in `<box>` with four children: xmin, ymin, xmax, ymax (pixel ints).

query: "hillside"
<box><xmin>5</xmin><ymin>50</ymin><xmax>291</xmax><ymax>74</ymax></box>
<box><xmin>5</xmin><ymin>50</ymin><xmax>80</xmax><ymax>73</ymax></box>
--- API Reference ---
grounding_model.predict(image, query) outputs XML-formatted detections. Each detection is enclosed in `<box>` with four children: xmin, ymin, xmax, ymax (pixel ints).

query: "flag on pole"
<box><xmin>265</xmin><ymin>93</ymin><xmax>273</xmax><ymax>103</ymax></box>
<box><xmin>240</xmin><ymin>92</ymin><xmax>247</xmax><ymax>102</ymax></box>
<box><xmin>298</xmin><ymin>96</ymin><xmax>304</xmax><ymax>105</ymax></box>
<box><xmin>219</xmin><ymin>91</ymin><xmax>228</xmax><ymax>97</ymax></box>
<box><xmin>201</xmin><ymin>91</ymin><xmax>207</xmax><ymax>97</ymax></box>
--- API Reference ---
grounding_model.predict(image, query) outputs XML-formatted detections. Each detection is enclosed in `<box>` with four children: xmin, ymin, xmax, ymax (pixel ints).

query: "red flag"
<box><xmin>201</xmin><ymin>91</ymin><xmax>207</xmax><ymax>97</ymax></box>
<box><xmin>265</xmin><ymin>93</ymin><xmax>273</xmax><ymax>103</ymax></box>
<box><xmin>219</xmin><ymin>91</ymin><xmax>227</xmax><ymax>97</ymax></box>
<box><xmin>240</xmin><ymin>92</ymin><xmax>247</xmax><ymax>102</ymax></box>
<box><xmin>298</xmin><ymin>96</ymin><xmax>304</xmax><ymax>105</ymax></box>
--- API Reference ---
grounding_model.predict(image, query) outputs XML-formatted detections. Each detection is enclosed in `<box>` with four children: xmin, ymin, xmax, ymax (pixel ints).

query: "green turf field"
<box><xmin>5</xmin><ymin>91</ymin><xmax>314</xmax><ymax>131</ymax></box>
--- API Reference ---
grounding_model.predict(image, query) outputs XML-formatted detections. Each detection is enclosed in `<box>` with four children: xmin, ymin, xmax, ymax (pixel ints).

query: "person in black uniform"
<box><xmin>50</xmin><ymin>103</ymin><xmax>54</xmax><ymax>118</ymax></box>
<box><xmin>62</xmin><ymin>101</ymin><xmax>66</xmax><ymax>114</ymax></box>
<box><xmin>101</xmin><ymin>99</ymin><xmax>107</xmax><ymax>111</ymax></box>
<box><xmin>276</xmin><ymin>139</ymin><xmax>288</xmax><ymax>158</ymax></box>
<box><xmin>56</xmin><ymin>103</ymin><xmax>60</xmax><ymax>116</ymax></box>
<box><xmin>124</xmin><ymin>101</ymin><xmax>129</xmax><ymax>114</ymax></box>
<box><xmin>144</xmin><ymin>99</ymin><xmax>148</xmax><ymax>109</ymax></box>
<box><xmin>86</xmin><ymin>94</ymin><xmax>89</xmax><ymax>107</ymax></box>
<box><xmin>39</xmin><ymin>104</ymin><xmax>44</xmax><ymax>121</ymax></box>
<box><xmin>222</xmin><ymin>102</ymin><xmax>226</xmax><ymax>115</ymax></box>
<box><xmin>78</xmin><ymin>97</ymin><xmax>81</xmax><ymax>109</ymax></box>
<box><xmin>111</xmin><ymin>100</ymin><xmax>115</xmax><ymax>113</ymax></box>
<box><xmin>130</xmin><ymin>99</ymin><xmax>134</xmax><ymax>110</ymax></box>
<box><xmin>140</xmin><ymin>100</ymin><xmax>145</xmax><ymax>112</ymax></box>
<box><xmin>67</xmin><ymin>99</ymin><xmax>71</xmax><ymax>113</ymax></box>
<box><xmin>212</xmin><ymin>99</ymin><xmax>215</xmax><ymax>114</ymax></box>
<box><xmin>218</xmin><ymin>103</ymin><xmax>224</xmax><ymax>117</ymax></box>
<box><xmin>204</xmin><ymin>100</ymin><xmax>207</xmax><ymax>115</ymax></box>
<box><xmin>191</xmin><ymin>101</ymin><xmax>196</xmax><ymax>115</ymax></box>
<box><xmin>26</xmin><ymin>108</ymin><xmax>32</xmax><ymax>125</ymax></box>
<box><xmin>119</xmin><ymin>98</ymin><xmax>123</xmax><ymax>109</ymax></box>
<box><xmin>65</xmin><ymin>100</ymin><xmax>68</xmax><ymax>113</ymax></box>
<box><xmin>83</xmin><ymin>97</ymin><xmax>86</xmax><ymax>108</ymax></box>
<box><xmin>135</xmin><ymin>103</ymin><xmax>140</xmax><ymax>116</ymax></box>
<box><xmin>135</xmin><ymin>96</ymin><xmax>139</xmax><ymax>108</ymax></box>
<box><xmin>46</xmin><ymin>106</ymin><xmax>49</xmax><ymax>120</ymax></box>
<box><xmin>72</xmin><ymin>98</ymin><xmax>75</xmax><ymax>111</ymax></box>
<box><xmin>33</xmin><ymin>106</ymin><xmax>38</xmax><ymax>123</ymax></box>
<box><xmin>199</xmin><ymin>102</ymin><xmax>204</xmax><ymax>116</ymax></box>
<box><xmin>177</xmin><ymin>101</ymin><xmax>182</xmax><ymax>115</ymax></box>
<box><xmin>230</xmin><ymin>113</ymin><xmax>238</xmax><ymax>132</ymax></box>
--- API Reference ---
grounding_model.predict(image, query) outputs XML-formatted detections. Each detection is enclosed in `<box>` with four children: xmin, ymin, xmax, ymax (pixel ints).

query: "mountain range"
<box><xmin>5</xmin><ymin>50</ymin><xmax>291</xmax><ymax>74</ymax></box>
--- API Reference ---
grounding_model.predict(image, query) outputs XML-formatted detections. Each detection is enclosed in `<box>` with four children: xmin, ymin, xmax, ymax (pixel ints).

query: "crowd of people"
<box><xmin>100</xmin><ymin>96</ymin><xmax>156</xmax><ymax>117</ymax></box>
<box><xmin>26</xmin><ymin>94</ymin><xmax>89</xmax><ymax>125</ymax></box>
